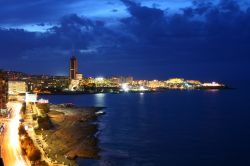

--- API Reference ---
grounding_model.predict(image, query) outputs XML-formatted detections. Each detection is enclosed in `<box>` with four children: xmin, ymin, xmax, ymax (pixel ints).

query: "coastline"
<box><xmin>36</xmin><ymin>86</ymin><xmax>232</xmax><ymax>95</ymax></box>
<box><xmin>24</xmin><ymin>103</ymin><xmax>104</xmax><ymax>166</ymax></box>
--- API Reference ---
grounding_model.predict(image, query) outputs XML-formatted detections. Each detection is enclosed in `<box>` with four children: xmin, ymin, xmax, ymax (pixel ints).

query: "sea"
<box><xmin>42</xmin><ymin>81</ymin><xmax>250</xmax><ymax>166</ymax></box>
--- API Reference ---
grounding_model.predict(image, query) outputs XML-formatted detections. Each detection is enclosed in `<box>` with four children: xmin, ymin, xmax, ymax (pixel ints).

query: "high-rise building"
<box><xmin>0</xmin><ymin>70</ymin><xmax>7</xmax><ymax>109</ymax></box>
<box><xmin>70</xmin><ymin>56</ymin><xmax>77</xmax><ymax>80</ymax></box>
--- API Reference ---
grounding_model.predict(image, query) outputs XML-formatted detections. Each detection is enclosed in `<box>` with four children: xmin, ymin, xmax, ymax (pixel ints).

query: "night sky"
<box><xmin>0</xmin><ymin>0</ymin><xmax>250</xmax><ymax>81</ymax></box>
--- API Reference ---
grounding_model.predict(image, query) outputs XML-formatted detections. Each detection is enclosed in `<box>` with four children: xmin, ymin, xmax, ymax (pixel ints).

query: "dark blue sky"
<box><xmin>0</xmin><ymin>0</ymin><xmax>250</xmax><ymax>81</ymax></box>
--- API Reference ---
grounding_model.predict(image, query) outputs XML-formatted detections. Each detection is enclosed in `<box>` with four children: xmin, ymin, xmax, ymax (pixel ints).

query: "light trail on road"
<box><xmin>1</xmin><ymin>102</ymin><xmax>29</xmax><ymax>166</ymax></box>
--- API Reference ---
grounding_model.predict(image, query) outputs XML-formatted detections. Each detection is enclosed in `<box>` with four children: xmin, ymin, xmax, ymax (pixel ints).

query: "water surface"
<box><xmin>43</xmin><ymin>87</ymin><xmax>250</xmax><ymax>166</ymax></box>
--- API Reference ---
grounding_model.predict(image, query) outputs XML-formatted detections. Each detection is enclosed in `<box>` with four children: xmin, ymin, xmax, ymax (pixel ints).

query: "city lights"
<box><xmin>202</xmin><ymin>82</ymin><xmax>222</xmax><ymax>87</ymax></box>
<box><xmin>121</xmin><ymin>83</ymin><xmax>129</xmax><ymax>92</ymax></box>
<box><xmin>139</xmin><ymin>86</ymin><xmax>147</xmax><ymax>91</ymax></box>
<box><xmin>95</xmin><ymin>77</ymin><xmax>104</xmax><ymax>81</ymax></box>
<box><xmin>0</xmin><ymin>0</ymin><xmax>242</xmax><ymax>165</ymax></box>
<box><xmin>25</xmin><ymin>93</ymin><xmax>37</xmax><ymax>103</ymax></box>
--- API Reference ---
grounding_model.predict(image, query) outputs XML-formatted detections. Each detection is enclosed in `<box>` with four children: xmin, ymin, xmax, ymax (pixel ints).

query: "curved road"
<box><xmin>0</xmin><ymin>102</ymin><xmax>29</xmax><ymax>166</ymax></box>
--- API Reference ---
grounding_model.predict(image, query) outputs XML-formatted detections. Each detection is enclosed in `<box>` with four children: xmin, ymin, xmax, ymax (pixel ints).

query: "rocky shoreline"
<box><xmin>25</xmin><ymin>103</ymin><xmax>104</xmax><ymax>166</ymax></box>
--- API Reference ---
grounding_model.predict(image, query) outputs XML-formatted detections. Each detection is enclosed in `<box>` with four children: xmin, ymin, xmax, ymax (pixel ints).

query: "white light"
<box><xmin>203</xmin><ymin>82</ymin><xmax>221</xmax><ymax>87</ymax></box>
<box><xmin>9</xmin><ymin>102</ymin><xmax>22</xmax><ymax>148</ymax></box>
<box><xmin>24</xmin><ymin>125</ymin><xmax>29</xmax><ymax>131</ymax></box>
<box><xmin>121</xmin><ymin>83</ymin><xmax>129</xmax><ymax>92</ymax></box>
<box><xmin>139</xmin><ymin>86</ymin><xmax>147</xmax><ymax>91</ymax></box>
<box><xmin>25</xmin><ymin>93</ymin><xmax>37</xmax><ymax>103</ymax></box>
<box><xmin>96</xmin><ymin>93</ymin><xmax>105</xmax><ymax>98</ymax></box>
<box><xmin>38</xmin><ymin>98</ymin><xmax>49</xmax><ymax>104</ymax></box>
<box><xmin>95</xmin><ymin>77</ymin><xmax>104</xmax><ymax>81</ymax></box>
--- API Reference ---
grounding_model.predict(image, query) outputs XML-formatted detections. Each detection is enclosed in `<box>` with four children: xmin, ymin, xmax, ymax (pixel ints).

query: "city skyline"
<box><xmin>1</xmin><ymin>0</ymin><xmax>250</xmax><ymax>81</ymax></box>
<box><xmin>1</xmin><ymin>1</ymin><xmax>250</xmax><ymax>166</ymax></box>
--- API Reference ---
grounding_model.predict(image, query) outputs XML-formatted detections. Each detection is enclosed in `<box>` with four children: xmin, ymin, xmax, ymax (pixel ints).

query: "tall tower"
<box><xmin>70</xmin><ymin>50</ymin><xmax>77</xmax><ymax>80</ymax></box>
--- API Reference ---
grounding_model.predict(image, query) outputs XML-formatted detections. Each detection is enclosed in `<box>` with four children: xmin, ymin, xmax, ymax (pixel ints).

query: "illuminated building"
<box><xmin>70</xmin><ymin>56</ymin><xmax>78</xmax><ymax>80</ymax></box>
<box><xmin>109</xmin><ymin>76</ymin><xmax>133</xmax><ymax>85</ymax></box>
<box><xmin>69</xmin><ymin>79</ymin><xmax>80</xmax><ymax>91</ymax></box>
<box><xmin>202</xmin><ymin>82</ymin><xmax>221</xmax><ymax>87</ymax></box>
<box><xmin>94</xmin><ymin>77</ymin><xmax>113</xmax><ymax>87</ymax></box>
<box><xmin>8</xmin><ymin>81</ymin><xmax>27</xmax><ymax>101</ymax></box>
<box><xmin>121</xmin><ymin>83</ymin><xmax>129</xmax><ymax>92</ymax></box>
<box><xmin>8</xmin><ymin>81</ymin><xmax>27</xmax><ymax>95</ymax></box>
<box><xmin>165</xmin><ymin>78</ymin><xmax>185</xmax><ymax>84</ymax></box>
<box><xmin>202</xmin><ymin>82</ymin><xmax>225</xmax><ymax>89</ymax></box>
<box><xmin>25</xmin><ymin>93</ymin><xmax>38</xmax><ymax>103</ymax></box>
<box><xmin>76</xmin><ymin>73</ymin><xmax>83</xmax><ymax>80</ymax></box>
<box><xmin>95</xmin><ymin>77</ymin><xmax>104</xmax><ymax>81</ymax></box>
<box><xmin>69</xmin><ymin>51</ymin><xmax>85</xmax><ymax>90</ymax></box>
<box><xmin>148</xmin><ymin>80</ymin><xmax>165</xmax><ymax>88</ymax></box>
<box><xmin>164</xmin><ymin>78</ymin><xmax>185</xmax><ymax>89</ymax></box>
<box><xmin>3</xmin><ymin>70</ymin><xmax>28</xmax><ymax>80</ymax></box>
<box><xmin>0</xmin><ymin>70</ymin><xmax>7</xmax><ymax>109</ymax></box>
<box><xmin>121</xmin><ymin>76</ymin><xmax>133</xmax><ymax>84</ymax></box>
<box><xmin>186</xmin><ymin>80</ymin><xmax>202</xmax><ymax>85</ymax></box>
<box><xmin>28</xmin><ymin>75</ymin><xmax>69</xmax><ymax>93</ymax></box>
<box><xmin>131</xmin><ymin>80</ymin><xmax>149</xmax><ymax>87</ymax></box>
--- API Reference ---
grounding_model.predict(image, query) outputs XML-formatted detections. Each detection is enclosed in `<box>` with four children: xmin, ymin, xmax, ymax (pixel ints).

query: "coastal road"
<box><xmin>0</xmin><ymin>102</ymin><xmax>29</xmax><ymax>166</ymax></box>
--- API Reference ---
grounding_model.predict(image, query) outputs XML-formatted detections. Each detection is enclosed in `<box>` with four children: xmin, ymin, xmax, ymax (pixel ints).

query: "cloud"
<box><xmin>0</xmin><ymin>0</ymin><xmax>71</xmax><ymax>24</ymax></box>
<box><xmin>0</xmin><ymin>14</ymin><xmax>108</xmax><ymax>59</ymax></box>
<box><xmin>0</xmin><ymin>0</ymin><xmax>128</xmax><ymax>27</ymax></box>
<box><xmin>118</xmin><ymin>0</ymin><xmax>250</xmax><ymax>60</ymax></box>
<box><xmin>0</xmin><ymin>0</ymin><xmax>250</xmax><ymax>79</ymax></box>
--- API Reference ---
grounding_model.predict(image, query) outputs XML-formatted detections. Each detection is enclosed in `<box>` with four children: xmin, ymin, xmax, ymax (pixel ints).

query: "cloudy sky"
<box><xmin>0</xmin><ymin>0</ymin><xmax>250</xmax><ymax>81</ymax></box>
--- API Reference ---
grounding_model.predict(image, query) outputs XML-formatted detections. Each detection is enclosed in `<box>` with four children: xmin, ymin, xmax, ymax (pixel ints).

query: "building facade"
<box><xmin>8</xmin><ymin>81</ymin><xmax>27</xmax><ymax>102</ymax></box>
<box><xmin>8</xmin><ymin>81</ymin><xmax>27</xmax><ymax>95</ymax></box>
<box><xmin>70</xmin><ymin>56</ymin><xmax>77</xmax><ymax>80</ymax></box>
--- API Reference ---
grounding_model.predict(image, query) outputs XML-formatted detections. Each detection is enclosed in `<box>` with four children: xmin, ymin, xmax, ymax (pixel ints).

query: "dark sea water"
<box><xmin>42</xmin><ymin>83</ymin><xmax>250</xmax><ymax>166</ymax></box>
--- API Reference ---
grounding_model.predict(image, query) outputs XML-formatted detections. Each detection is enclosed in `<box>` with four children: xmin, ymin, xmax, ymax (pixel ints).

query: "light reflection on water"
<box><xmin>94</xmin><ymin>93</ymin><xmax>106</xmax><ymax>107</ymax></box>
